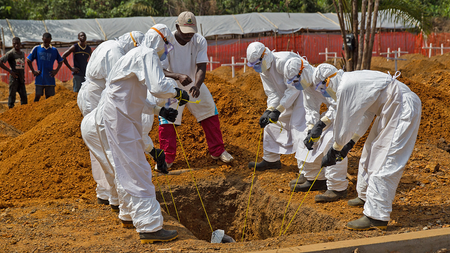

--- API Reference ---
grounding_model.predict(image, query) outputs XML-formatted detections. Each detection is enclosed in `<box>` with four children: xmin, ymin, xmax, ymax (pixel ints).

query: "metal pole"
<box><xmin>429</xmin><ymin>43</ymin><xmax>432</xmax><ymax>58</ymax></box>
<box><xmin>210</xmin><ymin>56</ymin><xmax>213</xmax><ymax>72</ymax></box>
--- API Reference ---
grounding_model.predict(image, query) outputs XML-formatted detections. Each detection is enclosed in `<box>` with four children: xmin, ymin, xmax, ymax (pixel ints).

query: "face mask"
<box><xmin>315</xmin><ymin>80</ymin><xmax>337</xmax><ymax>100</ymax></box>
<box><xmin>287</xmin><ymin>59</ymin><xmax>307</xmax><ymax>90</ymax></box>
<box><xmin>252</xmin><ymin>60</ymin><xmax>263</xmax><ymax>73</ymax></box>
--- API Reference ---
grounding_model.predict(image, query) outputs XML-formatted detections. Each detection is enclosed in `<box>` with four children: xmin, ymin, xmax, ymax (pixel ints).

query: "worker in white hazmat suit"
<box><xmin>101</xmin><ymin>25</ymin><xmax>189</xmax><ymax>243</ymax></box>
<box><xmin>78</xmin><ymin>31</ymin><xmax>145</xmax><ymax>207</ymax></box>
<box><xmin>246</xmin><ymin>42</ymin><xmax>315</xmax><ymax>175</ymax></box>
<box><xmin>314</xmin><ymin>63</ymin><xmax>421</xmax><ymax>230</ymax></box>
<box><xmin>283</xmin><ymin>58</ymin><xmax>349</xmax><ymax>201</ymax></box>
<box><xmin>81</xmin><ymin>89</ymin><xmax>177</xmax><ymax>211</ymax></box>
<box><xmin>158</xmin><ymin>11</ymin><xmax>233</xmax><ymax>167</ymax></box>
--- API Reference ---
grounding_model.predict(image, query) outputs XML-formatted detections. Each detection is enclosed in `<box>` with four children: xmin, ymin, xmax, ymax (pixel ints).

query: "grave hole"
<box><xmin>156</xmin><ymin>176</ymin><xmax>340</xmax><ymax>241</ymax></box>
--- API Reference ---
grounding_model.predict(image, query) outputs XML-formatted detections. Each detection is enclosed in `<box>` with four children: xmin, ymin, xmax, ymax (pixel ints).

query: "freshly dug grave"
<box><xmin>0</xmin><ymin>54</ymin><xmax>450</xmax><ymax>252</ymax></box>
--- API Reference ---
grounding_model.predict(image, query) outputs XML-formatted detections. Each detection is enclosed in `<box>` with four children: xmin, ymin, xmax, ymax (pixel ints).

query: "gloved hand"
<box><xmin>268</xmin><ymin>109</ymin><xmax>281</xmax><ymax>123</ymax></box>
<box><xmin>259</xmin><ymin>110</ymin><xmax>272</xmax><ymax>128</ymax></box>
<box><xmin>174</xmin><ymin>87</ymin><xmax>189</xmax><ymax>106</ymax></box>
<box><xmin>338</xmin><ymin>139</ymin><xmax>355</xmax><ymax>160</ymax></box>
<box><xmin>304</xmin><ymin>120</ymin><xmax>327</xmax><ymax>150</ymax></box>
<box><xmin>149</xmin><ymin>148</ymin><xmax>169</xmax><ymax>174</ymax></box>
<box><xmin>321</xmin><ymin>147</ymin><xmax>340</xmax><ymax>168</ymax></box>
<box><xmin>159</xmin><ymin>107</ymin><xmax>178</xmax><ymax>122</ymax></box>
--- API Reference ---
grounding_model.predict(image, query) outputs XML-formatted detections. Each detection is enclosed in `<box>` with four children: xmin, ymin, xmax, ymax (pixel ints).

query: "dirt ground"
<box><xmin>1</xmin><ymin>52</ymin><xmax>450</xmax><ymax>252</ymax></box>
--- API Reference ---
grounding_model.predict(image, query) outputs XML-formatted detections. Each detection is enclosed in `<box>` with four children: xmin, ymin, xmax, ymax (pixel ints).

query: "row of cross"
<box><xmin>207</xmin><ymin>43</ymin><xmax>450</xmax><ymax>75</ymax></box>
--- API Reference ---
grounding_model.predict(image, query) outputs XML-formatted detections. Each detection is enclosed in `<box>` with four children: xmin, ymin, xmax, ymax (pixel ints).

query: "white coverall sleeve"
<box><xmin>322</xmin><ymin>97</ymin><xmax>337</xmax><ymax>124</ymax></box>
<box><xmin>279</xmin><ymin>85</ymin><xmax>301</xmax><ymax>111</ymax></box>
<box><xmin>261</xmin><ymin>74</ymin><xmax>280</xmax><ymax>109</ymax></box>
<box><xmin>145</xmin><ymin>52</ymin><xmax>177</xmax><ymax>99</ymax></box>
<box><xmin>354</xmin><ymin>111</ymin><xmax>375</xmax><ymax>140</ymax></box>
<box><xmin>302</xmin><ymin>87</ymin><xmax>323</xmax><ymax>128</ymax></box>
<box><xmin>142</xmin><ymin>98</ymin><xmax>157</xmax><ymax>115</ymax></box>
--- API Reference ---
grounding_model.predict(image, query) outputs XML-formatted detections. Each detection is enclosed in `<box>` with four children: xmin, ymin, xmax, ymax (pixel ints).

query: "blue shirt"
<box><xmin>27</xmin><ymin>44</ymin><xmax>63</xmax><ymax>86</ymax></box>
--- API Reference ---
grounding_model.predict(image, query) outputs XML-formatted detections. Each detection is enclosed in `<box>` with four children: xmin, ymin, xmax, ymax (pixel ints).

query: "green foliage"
<box><xmin>0</xmin><ymin>0</ymin><xmax>449</xmax><ymax>19</ymax></box>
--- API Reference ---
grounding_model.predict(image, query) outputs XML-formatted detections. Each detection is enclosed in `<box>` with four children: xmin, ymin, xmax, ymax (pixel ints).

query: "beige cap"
<box><xmin>176</xmin><ymin>11</ymin><xmax>197</xmax><ymax>34</ymax></box>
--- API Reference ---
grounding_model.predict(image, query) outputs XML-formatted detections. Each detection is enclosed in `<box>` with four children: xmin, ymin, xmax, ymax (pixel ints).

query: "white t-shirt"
<box><xmin>162</xmin><ymin>32</ymin><xmax>209</xmax><ymax>88</ymax></box>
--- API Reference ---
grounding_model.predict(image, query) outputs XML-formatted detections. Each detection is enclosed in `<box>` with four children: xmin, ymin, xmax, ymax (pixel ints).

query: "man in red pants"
<box><xmin>159</xmin><ymin>11</ymin><xmax>233</xmax><ymax>167</ymax></box>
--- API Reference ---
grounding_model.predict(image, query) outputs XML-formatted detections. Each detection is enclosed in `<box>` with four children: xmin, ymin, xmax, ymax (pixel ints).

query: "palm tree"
<box><xmin>332</xmin><ymin>0</ymin><xmax>430</xmax><ymax>71</ymax></box>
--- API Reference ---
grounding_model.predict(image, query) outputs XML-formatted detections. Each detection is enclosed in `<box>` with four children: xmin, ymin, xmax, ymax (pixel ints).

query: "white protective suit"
<box><xmin>313</xmin><ymin>64</ymin><xmax>422</xmax><ymax>221</ymax></box>
<box><xmin>81</xmin><ymin>90</ymin><xmax>159</xmax><ymax>205</ymax></box>
<box><xmin>78</xmin><ymin>31</ymin><xmax>145</xmax><ymax>116</ymax></box>
<box><xmin>247</xmin><ymin>42</ymin><xmax>304</xmax><ymax>162</ymax></box>
<box><xmin>101</xmin><ymin>28</ymin><xmax>178</xmax><ymax>232</ymax></box>
<box><xmin>284</xmin><ymin>58</ymin><xmax>348</xmax><ymax>191</ymax></box>
<box><xmin>78</xmin><ymin>31</ymin><xmax>144</xmax><ymax>203</ymax></box>
<box><xmin>159</xmin><ymin>32</ymin><xmax>217</xmax><ymax>125</ymax></box>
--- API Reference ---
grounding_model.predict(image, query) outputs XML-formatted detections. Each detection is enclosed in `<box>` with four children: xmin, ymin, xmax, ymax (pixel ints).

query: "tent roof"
<box><xmin>0</xmin><ymin>11</ymin><xmax>416</xmax><ymax>47</ymax></box>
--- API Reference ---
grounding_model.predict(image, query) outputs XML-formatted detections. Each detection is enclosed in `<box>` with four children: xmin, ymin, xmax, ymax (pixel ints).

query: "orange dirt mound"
<box><xmin>0</xmin><ymin>53</ymin><xmax>450</xmax><ymax>205</ymax></box>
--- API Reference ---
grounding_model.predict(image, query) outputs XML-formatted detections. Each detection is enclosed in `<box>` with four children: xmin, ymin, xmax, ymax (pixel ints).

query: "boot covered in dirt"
<box><xmin>97</xmin><ymin>198</ymin><xmax>109</xmax><ymax>205</ymax></box>
<box><xmin>110</xmin><ymin>205</ymin><xmax>119</xmax><ymax>213</ymax></box>
<box><xmin>346</xmin><ymin>215</ymin><xmax>388</xmax><ymax>231</ymax></box>
<box><xmin>248</xmin><ymin>160</ymin><xmax>281</xmax><ymax>171</ymax></box>
<box><xmin>139</xmin><ymin>229</ymin><xmax>178</xmax><ymax>244</ymax></box>
<box><xmin>315</xmin><ymin>189</ymin><xmax>347</xmax><ymax>203</ymax></box>
<box><xmin>348</xmin><ymin>197</ymin><xmax>365</xmax><ymax>206</ymax></box>
<box><xmin>290</xmin><ymin>179</ymin><xmax>327</xmax><ymax>192</ymax></box>
<box><xmin>289</xmin><ymin>175</ymin><xmax>307</xmax><ymax>188</ymax></box>
<box><xmin>120</xmin><ymin>219</ymin><xmax>135</xmax><ymax>229</ymax></box>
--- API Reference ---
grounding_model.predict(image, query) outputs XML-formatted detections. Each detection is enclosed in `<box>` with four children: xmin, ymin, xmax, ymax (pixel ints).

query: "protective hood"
<box><xmin>246</xmin><ymin>42</ymin><xmax>273</xmax><ymax>73</ymax></box>
<box><xmin>116</xmin><ymin>31</ymin><xmax>144</xmax><ymax>54</ymax></box>
<box><xmin>107</xmin><ymin>46</ymin><xmax>176</xmax><ymax>98</ymax></box>
<box><xmin>312</xmin><ymin>63</ymin><xmax>343</xmax><ymax>100</ymax></box>
<box><xmin>284</xmin><ymin>57</ymin><xmax>312</xmax><ymax>90</ymax></box>
<box><xmin>141</xmin><ymin>24</ymin><xmax>175</xmax><ymax>60</ymax></box>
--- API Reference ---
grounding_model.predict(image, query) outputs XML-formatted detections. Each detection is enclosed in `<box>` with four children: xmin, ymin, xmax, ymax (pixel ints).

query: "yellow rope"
<box><xmin>282</xmin><ymin>166</ymin><xmax>325</xmax><ymax>235</ymax></box>
<box><xmin>154</xmin><ymin>174</ymin><xmax>170</xmax><ymax>215</ymax></box>
<box><xmin>171</xmin><ymin>101</ymin><xmax>213</xmax><ymax>232</ymax></box>
<box><xmin>279</xmin><ymin>150</ymin><xmax>309</xmax><ymax>236</ymax></box>
<box><xmin>241</xmin><ymin>128</ymin><xmax>264</xmax><ymax>242</ymax></box>
<box><xmin>165</xmin><ymin>174</ymin><xmax>180</xmax><ymax>222</ymax></box>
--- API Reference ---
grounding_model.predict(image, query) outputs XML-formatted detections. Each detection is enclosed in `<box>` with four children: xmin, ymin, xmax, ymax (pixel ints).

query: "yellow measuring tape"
<box><xmin>241</xmin><ymin>128</ymin><xmax>264</xmax><ymax>242</ymax></box>
<box><xmin>279</xmin><ymin>149</ymin><xmax>310</xmax><ymax>236</ymax></box>
<box><xmin>282</xmin><ymin>166</ymin><xmax>325</xmax><ymax>235</ymax></box>
<box><xmin>171</xmin><ymin>101</ymin><xmax>214</xmax><ymax>233</ymax></box>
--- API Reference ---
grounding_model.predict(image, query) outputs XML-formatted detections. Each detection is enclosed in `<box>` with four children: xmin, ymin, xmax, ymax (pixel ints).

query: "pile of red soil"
<box><xmin>0</xmin><ymin>53</ymin><xmax>450</xmax><ymax>206</ymax></box>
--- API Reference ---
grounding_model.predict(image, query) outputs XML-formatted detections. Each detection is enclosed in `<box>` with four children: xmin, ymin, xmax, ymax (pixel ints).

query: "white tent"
<box><xmin>0</xmin><ymin>11</ymin><xmax>416</xmax><ymax>47</ymax></box>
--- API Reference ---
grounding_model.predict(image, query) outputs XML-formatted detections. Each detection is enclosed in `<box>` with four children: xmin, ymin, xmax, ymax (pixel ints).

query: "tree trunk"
<box><xmin>362</xmin><ymin>0</ymin><xmax>373</xmax><ymax>69</ymax></box>
<box><xmin>366</xmin><ymin>0</ymin><xmax>380</xmax><ymax>70</ymax></box>
<box><xmin>351</xmin><ymin>0</ymin><xmax>358</xmax><ymax>71</ymax></box>
<box><xmin>356</xmin><ymin>0</ymin><xmax>367</xmax><ymax>70</ymax></box>
<box><xmin>333</xmin><ymin>0</ymin><xmax>349</xmax><ymax>71</ymax></box>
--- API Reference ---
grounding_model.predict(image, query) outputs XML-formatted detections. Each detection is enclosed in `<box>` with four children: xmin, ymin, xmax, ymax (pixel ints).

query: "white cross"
<box><xmin>422</xmin><ymin>43</ymin><xmax>450</xmax><ymax>58</ymax></box>
<box><xmin>221</xmin><ymin>56</ymin><xmax>246</xmax><ymax>78</ymax></box>
<box><xmin>206</xmin><ymin>56</ymin><xmax>220</xmax><ymax>72</ymax></box>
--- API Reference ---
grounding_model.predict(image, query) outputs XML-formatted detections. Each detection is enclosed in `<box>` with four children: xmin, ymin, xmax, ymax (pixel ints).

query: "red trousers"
<box><xmin>158</xmin><ymin>115</ymin><xmax>225</xmax><ymax>164</ymax></box>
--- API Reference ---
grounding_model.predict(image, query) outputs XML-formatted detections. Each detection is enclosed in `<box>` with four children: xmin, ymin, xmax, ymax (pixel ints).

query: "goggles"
<box><xmin>151</xmin><ymin>27</ymin><xmax>174</xmax><ymax>60</ymax></box>
<box><xmin>247</xmin><ymin>48</ymin><xmax>266</xmax><ymax>67</ymax></box>
<box><xmin>286</xmin><ymin>58</ymin><xmax>305</xmax><ymax>85</ymax></box>
<box><xmin>315</xmin><ymin>72</ymin><xmax>337</xmax><ymax>98</ymax></box>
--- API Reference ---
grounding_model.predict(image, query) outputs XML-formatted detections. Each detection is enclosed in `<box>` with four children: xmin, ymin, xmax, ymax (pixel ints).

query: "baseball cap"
<box><xmin>177</xmin><ymin>11</ymin><xmax>198</xmax><ymax>34</ymax></box>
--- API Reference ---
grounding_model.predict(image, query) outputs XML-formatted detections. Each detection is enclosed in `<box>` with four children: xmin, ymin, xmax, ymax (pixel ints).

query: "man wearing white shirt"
<box><xmin>159</xmin><ymin>11</ymin><xmax>233</xmax><ymax>166</ymax></box>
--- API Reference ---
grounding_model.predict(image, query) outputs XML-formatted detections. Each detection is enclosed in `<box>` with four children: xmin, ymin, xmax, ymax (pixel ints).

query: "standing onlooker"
<box><xmin>0</xmin><ymin>37</ymin><xmax>27</xmax><ymax>108</ymax></box>
<box><xmin>26</xmin><ymin>32</ymin><xmax>64</xmax><ymax>102</ymax></box>
<box><xmin>62</xmin><ymin>32</ymin><xmax>91</xmax><ymax>92</ymax></box>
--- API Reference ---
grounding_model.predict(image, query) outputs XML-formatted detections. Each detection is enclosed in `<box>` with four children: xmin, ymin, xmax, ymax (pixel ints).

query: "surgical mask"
<box><xmin>247</xmin><ymin>48</ymin><xmax>267</xmax><ymax>73</ymax></box>
<box><xmin>315</xmin><ymin>80</ymin><xmax>336</xmax><ymax>100</ymax></box>
<box><xmin>315</xmin><ymin>72</ymin><xmax>337</xmax><ymax>100</ymax></box>
<box><xmin>286</xmin><ymin>60</ymin><xmax>307</xmax><ymax>90</ymax></box>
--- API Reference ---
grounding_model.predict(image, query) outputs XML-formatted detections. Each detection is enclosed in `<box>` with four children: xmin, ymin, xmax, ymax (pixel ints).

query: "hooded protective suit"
<box><xmin>77</xmin><ymin>31</ymin><xmax>145</xmax><ymax>116</ymax></box>
<box><xmin>284</xmin><ymin>58</ymin><xmax>348</xmax><ymax>191</ymax></box>
<box><xmin>78</xmin><ymin>31</ymin><xmax>144</xmax><ymax>204</ymax></box>
<box><xmin>313</xmin><ymin>64</ymin><xmax>422</xmax><ymax>221</ymax></box>
<box><xmin>101</xmin><ymin>27</ymin><xmax>177</xmax><ymax>232</ymax></box>
<box><xmin>246</xmin><ymin>42</ymin><xmax>303</xmax><ymax>162</ymax></box>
